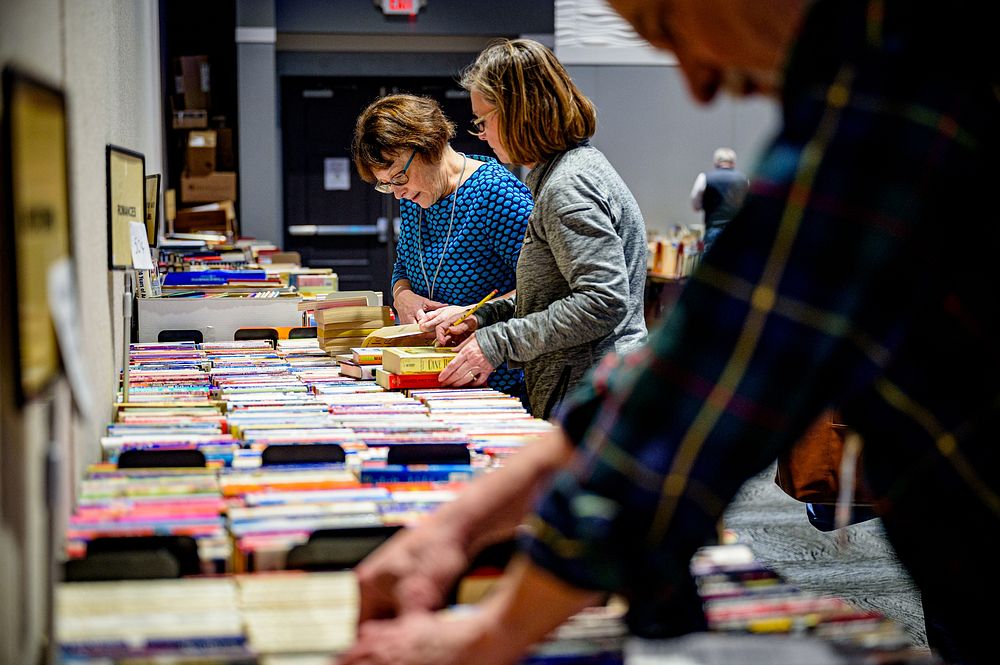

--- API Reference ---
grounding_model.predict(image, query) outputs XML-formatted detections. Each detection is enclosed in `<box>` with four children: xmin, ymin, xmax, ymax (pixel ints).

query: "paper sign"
<box><xmin>324</xmin><ymin>157</ymin><xmax>350</xmax><ymax>191</ymax></box>
<box><xmin>47</xmin><ymin>258</ymin><xmax>96</xmax><ymax>421</ymax></box>
<box><xmin>129</xmin><ymin>220</ymin><xmax>154</xmax><ymax>269</ymax></box>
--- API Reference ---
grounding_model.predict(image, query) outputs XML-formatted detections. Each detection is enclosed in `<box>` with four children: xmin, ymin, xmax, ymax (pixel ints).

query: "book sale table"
<box><xmin>56</xmin><ymin>337</ymin><xmax>939</xmax><ymax>664</ymax></box>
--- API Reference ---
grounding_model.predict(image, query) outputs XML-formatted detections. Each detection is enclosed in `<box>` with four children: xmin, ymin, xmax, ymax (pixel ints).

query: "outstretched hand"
<box><xmin>354</xmin><ymin>518</ymin><xmax>472</xmax><ymax>625</ymax></box>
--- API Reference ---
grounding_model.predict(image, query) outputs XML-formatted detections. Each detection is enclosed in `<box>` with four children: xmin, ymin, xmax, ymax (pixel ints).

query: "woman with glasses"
<box><xmin>420</xmin><ymin>38</ymin><xmax>648</xmax><ymax>420</ymax></box>
<box><xmin>352</xmin><ymin>93</ymin><xmax>533</xmax><ymax>397</ymax></box>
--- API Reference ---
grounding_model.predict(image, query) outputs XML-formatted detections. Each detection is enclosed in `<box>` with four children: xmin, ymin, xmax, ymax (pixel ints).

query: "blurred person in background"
<box><xmin>689</xmin><ymin>147</ymin><xmax>748</xmax><ymax>253</ymax></box>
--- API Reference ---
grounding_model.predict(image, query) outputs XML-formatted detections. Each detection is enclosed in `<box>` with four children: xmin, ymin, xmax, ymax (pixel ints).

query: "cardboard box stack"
<box><xmin>171</xmin><ymin>54</ymin><xmax>238</xmax><ymax>213</ymax></box>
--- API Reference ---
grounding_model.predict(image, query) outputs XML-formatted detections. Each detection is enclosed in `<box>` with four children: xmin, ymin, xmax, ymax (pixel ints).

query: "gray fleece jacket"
<box><xmin>475</xmin><ymin>145</ymin><xmax>647</xmax><ymax>419</ymax></box>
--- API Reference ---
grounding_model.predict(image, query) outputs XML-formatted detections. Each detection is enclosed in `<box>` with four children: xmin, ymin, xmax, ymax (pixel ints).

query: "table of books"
<box><xmin>56</xmin><ymin>339</ymin><xmax>938</xmax><ymax>664</ymax></box>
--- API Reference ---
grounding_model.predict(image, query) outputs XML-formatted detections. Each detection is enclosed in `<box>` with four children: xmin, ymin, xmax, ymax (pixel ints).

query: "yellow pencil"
<box><xmin>452</xmin><ymin>289</ymin><xmax>498</xmax><ymax>327</ymax></box>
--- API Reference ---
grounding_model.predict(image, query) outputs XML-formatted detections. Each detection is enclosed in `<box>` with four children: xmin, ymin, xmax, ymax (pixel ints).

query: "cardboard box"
<box><xmin>181</xmin><ymin>170</ymin><xmax>237</xmax><ymax>203</ymax></box>
<box><xmin>186</xmin><ymin>130</ymin><xmax>217</xmax><ymax>176</ymax></box>
<box><xmin>174</xmin><ymin>208</ymin><xmax>227</xmax><ymax>235</ymax></box>
<box><xmin>172</xmin><ymin>109</ymin><xmax>208</xmax><ymax>129</ymax></box>
<box><xmin>174</xmin><ymin>201</ymin><xmax>236</xmax><ymax>236</ymax></box>
<box><xmin>173</xmin><ymin>55</ymin><xmax>211</xmax><ymax>110</ymax></box>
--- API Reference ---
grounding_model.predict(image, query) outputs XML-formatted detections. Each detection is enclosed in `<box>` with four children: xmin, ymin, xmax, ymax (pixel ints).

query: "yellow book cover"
<box><xmin>381</xmin><ymin>346</ymin><xmax>457</xmax><ymax>375</ymax></box>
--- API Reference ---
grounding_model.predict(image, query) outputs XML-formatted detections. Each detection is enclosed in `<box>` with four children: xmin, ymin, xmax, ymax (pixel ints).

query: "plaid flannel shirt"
<box><xmin>521</xmin><ymin>0</ymin><xmax>1000</xmax><ymax>640</ymax></box>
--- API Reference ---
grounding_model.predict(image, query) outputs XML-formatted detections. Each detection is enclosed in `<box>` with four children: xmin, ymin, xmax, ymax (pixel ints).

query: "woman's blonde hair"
<box><xmin>352</xmin><ymin>93</ymin><xmax>456</xmax><ymax>182</ymax></box>
<box><xmin>460</xmin><ymin>39</ymin><xmax>596</xmax><ymax>166</ymax></box>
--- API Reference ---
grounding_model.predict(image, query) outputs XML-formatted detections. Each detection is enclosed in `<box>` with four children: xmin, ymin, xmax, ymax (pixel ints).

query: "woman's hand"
<box><xmin>428</xmin><ymin>311</ymin><xmax>480</xmax><ymax>347</ymax></box>
<box><xmin>414</xmin><ymin>305</ymin><xmax>467</xmax><ymax>334</ymax></box>
<box><xmin>393</xmin><ymin>289</ymin><xmax>445</xmax><ymax>324</ymax></box>
<box><xmin>437</xmin><ymin>334</ymin><xmax>494</xmax><ymax>387</ymax></box>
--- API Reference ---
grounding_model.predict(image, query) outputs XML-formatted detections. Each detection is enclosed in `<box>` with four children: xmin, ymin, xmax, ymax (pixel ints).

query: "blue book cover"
<box><xmin>162</xmin><ymin>270</ymin><xmax>268</xmax><ymax>286</ymax></box>
<box><xmin>359</xmin><ymin>465</ymin><xmax>477</xmax><ymax>484</ymax></box>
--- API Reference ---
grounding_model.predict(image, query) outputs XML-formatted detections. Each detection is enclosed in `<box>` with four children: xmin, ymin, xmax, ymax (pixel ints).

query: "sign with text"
<box><xmin>380</xmin><ymin>0</ymin><xmax>422</xmax><ymax>16</ymax></box>
<box><xmin>106</xmin><ymin>144</ymin><xmax>145</xmax><ymax>269</ymax></box>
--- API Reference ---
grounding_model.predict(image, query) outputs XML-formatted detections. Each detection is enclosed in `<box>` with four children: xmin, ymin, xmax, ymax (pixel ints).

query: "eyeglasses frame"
<box><xmin>468</xmin><ymin>107</ymin><xmax>499</xmax><ymax>137</ymax></box>
<box><xmin>374</xmin><ymin>149</ymin><xmax>417</xmax><ymax>193</ymax></box>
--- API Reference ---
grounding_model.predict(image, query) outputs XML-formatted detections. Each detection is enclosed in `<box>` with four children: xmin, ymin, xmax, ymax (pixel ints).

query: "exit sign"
<box><xmin>381</xmin><ymin>0</ymin><xmax>421</xmax><ymax>15</ymax></box>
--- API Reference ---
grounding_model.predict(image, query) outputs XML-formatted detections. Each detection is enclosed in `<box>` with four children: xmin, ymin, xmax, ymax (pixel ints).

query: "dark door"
<box><xmin>281</xmin><ymin>76</ymin><xmax>495</xmax><ymax>307</ymax></box>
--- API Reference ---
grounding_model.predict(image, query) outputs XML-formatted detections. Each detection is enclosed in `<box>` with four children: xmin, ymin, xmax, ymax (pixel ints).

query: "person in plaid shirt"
<box><xmin>340</xmin><ymin>2</ymin><xmax>998</xmax><ymax>664</ymax></box>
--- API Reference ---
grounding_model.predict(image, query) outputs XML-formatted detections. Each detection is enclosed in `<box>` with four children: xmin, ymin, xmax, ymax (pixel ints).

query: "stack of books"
<box><xmin>316</xmin><ymin>305</ymin><xmax>395</xmax><ymax>355</ymax></box>
<box><xmin>375</xmin><ymin>346</ymin><xmax>457</xmax><ymax>390</ymax></box>
<box><xmin>336</xmin><ymin>346</ymin><xmax>387</xmax><ymax>381</ymax></box>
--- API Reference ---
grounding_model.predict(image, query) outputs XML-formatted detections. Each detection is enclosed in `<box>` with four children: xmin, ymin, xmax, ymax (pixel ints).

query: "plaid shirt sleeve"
<box><xmin>520</xmin><ymin>0</ymin><xmax>1000</xmax><ymax>627</ymax></box>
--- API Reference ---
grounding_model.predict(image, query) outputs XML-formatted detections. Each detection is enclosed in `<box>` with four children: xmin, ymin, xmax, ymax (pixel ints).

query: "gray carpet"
<box><xmin>722</xmin><ymin>465</ymin><xmax>927</xmax><ymax>648</ymax></box>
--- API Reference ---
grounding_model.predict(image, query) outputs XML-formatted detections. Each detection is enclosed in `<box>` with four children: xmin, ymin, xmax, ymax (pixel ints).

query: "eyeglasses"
<box><xmin>374</xmin><ymin>149</ymin><xmax>416</xmax><ymax>193</ymax></box>
<box><xmin>468</xmin><ymin>108</ymin><xmax>498</xmax><ymax>137</ymax></box>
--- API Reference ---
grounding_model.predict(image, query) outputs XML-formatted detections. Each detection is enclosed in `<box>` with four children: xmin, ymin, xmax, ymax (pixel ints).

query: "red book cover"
<box><xmin>375</xmin><ymin>369</ymin><xmax>446</xmax><ymax>390</ymax></box>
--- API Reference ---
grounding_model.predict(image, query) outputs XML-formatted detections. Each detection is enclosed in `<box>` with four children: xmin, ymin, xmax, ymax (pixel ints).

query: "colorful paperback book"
<box><xmin>359</xmin><ymin>464</ymin><xmax>478</xmax><ymax>484</ymax></box>
<box><xmin>351</xmin><ymin>347</ymin><xmax>388</xmax><ymax>365</ymax></box>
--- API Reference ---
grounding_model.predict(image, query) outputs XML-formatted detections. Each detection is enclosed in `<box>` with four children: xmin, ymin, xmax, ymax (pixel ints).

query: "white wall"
<box><xmin>556</xmin><ymin>0</ymin><xmax>780</xmax><ymax>234</ymax></box>
<box><xmin>0</xmin><ymin>1</ymin><xmax>163</xmax><ymax>662</ymax></box>
<box><xmin>570</xmin><ymin>64</ymin><xmax>779</xmax><ymax>233</ymax></box>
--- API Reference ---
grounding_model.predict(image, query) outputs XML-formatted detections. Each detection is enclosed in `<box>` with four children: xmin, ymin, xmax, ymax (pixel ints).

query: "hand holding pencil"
<box><xmin>418</xmin><ymin>289</ymin><xmax>497</xmax><ymax>347</ymax></box>
<box><xmin>453</xmin><ymin>289</ymin><xmax>498</xmax><ymax>325</ymax></box>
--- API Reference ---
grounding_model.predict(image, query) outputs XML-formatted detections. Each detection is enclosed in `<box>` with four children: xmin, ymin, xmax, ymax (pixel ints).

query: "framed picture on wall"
<box><xmin>0</xmin><ymin>66</ymin><xmax>74</xmax><ymax>402</ymax></box>
<box><xmin>106</xmin><ymin>144</ymin><xmax>145</xmax><ymax>269</ymax></box>
<box><xmin>144</xmin><ymin>173</ymin><xmax>161</xmax><ymax>247</ymax></box>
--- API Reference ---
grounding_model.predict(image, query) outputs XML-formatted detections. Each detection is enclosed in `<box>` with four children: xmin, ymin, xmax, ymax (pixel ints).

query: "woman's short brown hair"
<box><xmin>460</xmin><ymin>39</ymin><xmax>596</xmax><ymax>166</ymax></box>
<box><xmin>352</xmin><ymin>93</ymin><xmax>456</xmax><ymax>183</ymax></box>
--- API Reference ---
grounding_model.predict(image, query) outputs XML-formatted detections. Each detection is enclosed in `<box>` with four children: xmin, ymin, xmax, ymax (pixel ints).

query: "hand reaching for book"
<box><xmin>394</xmin><ymin>288</ymin><xmax>445</xmax><ymax>324</ymax></box>
<box><xmin>437</xmin><ymin>334</ymin><xmax>494</xmax><ymax>387</ymax></box>
<box><xmin>354</xmin><ymin>515</ymin><xmax>472</xmax><ymax>624</ymax></box>
<box><xmin>339</xmin><ymin>605</ymin><xmax>504</xmax><ymax>665</ymax></box>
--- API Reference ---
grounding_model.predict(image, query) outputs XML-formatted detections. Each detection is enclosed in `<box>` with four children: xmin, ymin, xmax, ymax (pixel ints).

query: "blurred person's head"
<box><xmin>713</xmin><ymin>147</ymin><xmax>737</xmax><ymax>168</ymax></box>
<box><xmin>460</xmin><ymin>38</ymin><xmax>596</xmax><ymax>167</ymax></box>
<box><xmin>607</xmin><ymin>0</ymin><xmax>809</xmax><ymax>103</ymax></box>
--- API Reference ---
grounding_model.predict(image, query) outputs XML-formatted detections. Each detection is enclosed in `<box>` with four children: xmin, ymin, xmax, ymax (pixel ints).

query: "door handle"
<box><xmin>288</xmin><ymin>218</ymin><xmax>390</xmax><ymax>244</ymax></box>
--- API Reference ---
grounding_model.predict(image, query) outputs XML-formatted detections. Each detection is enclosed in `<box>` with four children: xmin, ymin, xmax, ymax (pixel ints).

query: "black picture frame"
<box><xmin>106</xmin><ymin>144</ymin><xmax>145</xmax><ymax>270</ymax></box>
<box><xmin>0</xmin><ymin>66</ymin><xmax>74</xmax><ymax>403</ymax></box>
<box><xmin>144</xmin><ymin>173</ymin><xmax>161</xmax><ymax>248</ymax></box>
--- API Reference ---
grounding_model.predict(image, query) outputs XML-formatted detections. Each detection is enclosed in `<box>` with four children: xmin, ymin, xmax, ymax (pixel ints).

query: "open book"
<box><xmin>362</xmin><ymin>323</ymin><xmax>435</xmax><ymax>347</ymax></box>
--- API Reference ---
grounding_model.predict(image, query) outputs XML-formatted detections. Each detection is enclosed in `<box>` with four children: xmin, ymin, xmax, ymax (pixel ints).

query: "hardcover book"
<box><xmin>374</xmin><ymin>369</ymin><xmax>444</xmax><ymax>390</ymax></box>
<box><xmin>381</xmin><ymin>347</ymin><xmax>456</xmax><ymax>375</ymax></box>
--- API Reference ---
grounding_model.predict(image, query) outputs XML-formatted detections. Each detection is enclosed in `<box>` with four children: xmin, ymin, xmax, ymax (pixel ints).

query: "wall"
<box><xmin>555</xmin><ymin>0</ymin><xmax>779</xmax><ymax>233</ymax></box>
<box><xmin>239</xmin><ymin>0</ymin><xmax>778</xmax><ymax>242</ymax></box>
<box><xmin>570</xmin><ymin>64</ymin><xmax>779</xmax><ymax>233</ymax></box>
<box><xmin>0</xmin><ymin>1</ymin><xmax>163</xmax><ymax>662</ymax></box>
<box><xmin>236</xmin><ymin>0</ymin><xmax>555</xmax><ymax>245</ymax></box>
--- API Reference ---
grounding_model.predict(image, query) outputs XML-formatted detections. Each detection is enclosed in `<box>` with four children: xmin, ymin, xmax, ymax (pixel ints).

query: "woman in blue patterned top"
<box><xmin>352</xmin><ymin>94</ymin><xmax>533</xmax><ymax>395</ymax></box>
